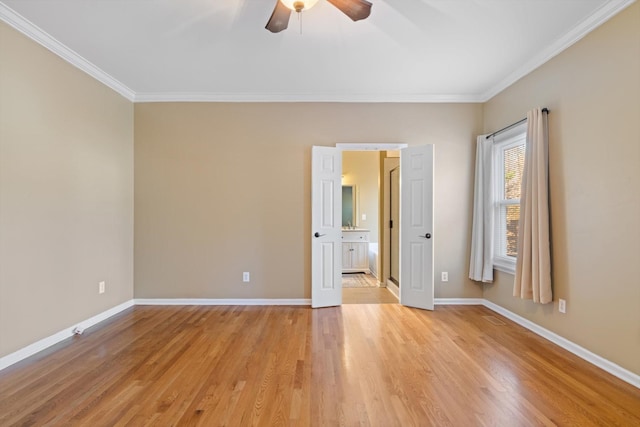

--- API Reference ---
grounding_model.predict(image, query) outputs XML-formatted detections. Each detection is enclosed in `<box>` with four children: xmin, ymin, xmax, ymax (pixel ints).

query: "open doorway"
<box><xmin>341</xmin><ymin>150</ymin><xmax>397</xmax><ymax>304</ymax></box>
<box><xmin>384</xmin><ymin>156</ymin><xmax>401</xmax><ymax>299</ymax></box>
<box><xmin>312</xmin><ymin>144</ymin><xmax>434</xmax><ymax>310</ymax></box>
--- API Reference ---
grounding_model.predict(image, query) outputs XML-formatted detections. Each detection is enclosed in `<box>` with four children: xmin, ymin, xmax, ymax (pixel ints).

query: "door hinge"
<box><xmin>390</xmin><ymin>220</ymin><xmax>393</xmax><ymax>229</ymax></box>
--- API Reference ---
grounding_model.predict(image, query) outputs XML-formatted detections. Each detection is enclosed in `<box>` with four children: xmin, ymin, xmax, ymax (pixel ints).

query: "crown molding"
<box><xmin>0</xmin><ymin>3</ymin><xmax>135</xmax><ymax>102</ymax></box>
<box><xmin>1</xmin><ymin>0</ymin><xmax>634</xmax><ymax>104</ymax></box>
<box><xmin>480</xmin><ymin>0</ymin><xmax>636</xmax><ymax>102</ymax></box>
<box><xmin>133</xmin><ymin>91</ymin><xmax>484</xmax><ymax>103</ymax></box>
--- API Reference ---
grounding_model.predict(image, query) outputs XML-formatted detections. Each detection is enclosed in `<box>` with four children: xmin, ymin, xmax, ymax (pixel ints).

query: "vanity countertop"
<box><xmin>342</xmin><ymin>228</ymin><xmax>370</xmax><ymax>232</ymax></box>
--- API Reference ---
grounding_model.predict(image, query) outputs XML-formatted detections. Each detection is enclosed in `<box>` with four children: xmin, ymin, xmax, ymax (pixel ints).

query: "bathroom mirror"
<box><xmin>342</xmin><ymin>185</ymin><xmax>356</xmax><ymax>227</ymax></box>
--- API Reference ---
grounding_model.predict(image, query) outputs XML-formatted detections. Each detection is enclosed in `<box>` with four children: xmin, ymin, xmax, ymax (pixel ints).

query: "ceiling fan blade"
<box><xmin>266</xmin><ymin>0</ymin><xmax>292</xmax><ymax>33</ymax></box>
<box><xmin>327</xmin><ymin>0</ymin><xmax>372</xmax><ymax>21</ymax></box>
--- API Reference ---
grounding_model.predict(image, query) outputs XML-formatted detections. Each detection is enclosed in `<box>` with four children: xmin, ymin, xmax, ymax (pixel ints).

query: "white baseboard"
<box><xmin>432</xmin><ymin>297</ymin><xmax>639</xmax><ymax>388</ymax></box>
<box><xmin>2</xmin><ymin>296</ymin><xmax>638</xmax><ymax>389</ymax></box>
<box><xmin>134</xmin><ymin>298</ymin><xmax>311</xmax><ymax>306</ymax></box>
<box><xmin>386</xmin><ymin>281</ymin><xmax>399</xmax><ymax>298</ymax></box>
<box><xmin>385</xmin><ymin>287</ymin><xmax>399</xmax><ymax>300</ymax></box>
<box><xmin>0</xmin><ymin>298</ymin><xmax>308</xmax><ymax>372</ymax></box>
<box><xmin>481</xmin><ymin>300</ymin><xmax>640</xmax><ymax>389</ymax></box>
<box><xmin>0</xmin><ymin>299</ymin><xmax>134</xmax><ymax>371</ymax></box>
<box><xmin>435</xmin><ymin>298</ymin><xmax>484</xmax><ymax>305</ymax></box>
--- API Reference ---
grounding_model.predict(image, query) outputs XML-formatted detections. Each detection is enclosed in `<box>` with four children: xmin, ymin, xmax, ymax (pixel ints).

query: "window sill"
<box><xmin>493</xmin><ymin>257</ymin><xmax>516</xmax><ymax>275</ymax></box>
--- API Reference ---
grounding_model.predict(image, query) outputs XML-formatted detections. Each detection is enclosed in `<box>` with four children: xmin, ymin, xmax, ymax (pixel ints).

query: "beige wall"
<box><xmin>134</xmin><ymin>103</ymin><xmax>483</xmax><ymax>300</ymax></box>
<box><xmin>342</xmin><ymin>151</ymin><xmax>380</xmax><ymax>242</ymax></box>
<box><xmin>0</xmin><ymin>22</ymin><xmax>134</xmax><ymax>357</ymax></box>
<box><xmin>482</xmin><ymin>3</ymin><xmax>640</xmax><ymax>374</ymax></box>
<box><xmin>5</xmin><ymin>2</ymin><xmax>636</xmax><ymax>378</ymax></box>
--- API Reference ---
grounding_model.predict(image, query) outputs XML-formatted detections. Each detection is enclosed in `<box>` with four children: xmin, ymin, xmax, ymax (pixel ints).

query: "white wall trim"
<box><xmin>134</xmin><ymin>298</ymin><xmax>311</xmax><ymax>306</ymax></box>
<box><xmin>1</xmin><ymin>0</ymin><xmax>633</xmax><ymax>104</ymax></box>
<box><xmin>336</xmin><ymin>143</ymin><xmax>409</xmax><ymax>151</ymax></box>
<box><xmin>385</xmin><ymin>281</ymin><xmax>399</xmax><ymax>299</ymax></box>
<box><xmin>480</xmin><ymin>0</ymin><xmax>636</xmax><ymax>101</ymax></box>
<box><xmin>436</xmin><ymin>298</ymin><xmax>639</xmax><ymax>388</ymax></box>
<box><xmin>2</xmin><ymin>297</ymin><xmax>637</xmax><ymax>389</ymax></box>
<box><xmin>482</xmin><ymin>299</ymin><xmax>640</xmax><ymax>389</ymax></box>
<box><xmin>0</xmin><ymin>299</ymin><xmax>134</xmax><ymax>371</ymax></box>
<box><xmin>0</xmin><ymin>298</ymin><xmax>309</xmax><ymax>371</ymax></box>
<box><xmin>133</xmin><ymin>92</ymin><xmax>484</xmax><ymax>104</ymax></box>
<box><xmin>0</xmin><ymin>3</ymin><xmax>135</xmax><ymax>102</ymax></box>
<box><xmin>435</xmin><ymin>298</ymin><xmax>484</xmax><ymax>305</ymax></box>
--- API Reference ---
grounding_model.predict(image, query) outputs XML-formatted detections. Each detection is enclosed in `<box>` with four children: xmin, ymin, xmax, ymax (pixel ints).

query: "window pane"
<box><xmin>493</xmin><ymin>127</ymin><xmax>526</xmax><ymax>268</ymax></box>
<box><xmin>497</xmin><ymin>204</ymin><xmax>520</xmax><ymax>258</ymax></box>
<box><xmin>504</xmin><ymin>144</ymin><xmax>525</xmax><ymax>200</ymax></box>
<box><xmin>506</xmin><ymin>204</ymin><xmax>520</xmax><ymax>257</ymax></box>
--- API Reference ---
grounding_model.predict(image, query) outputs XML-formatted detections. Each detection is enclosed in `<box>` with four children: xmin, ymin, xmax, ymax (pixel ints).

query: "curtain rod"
<box><xmin>486</xmin><ymin>108</ymin><xmax>549</xmax><ymax>140</ymax></box>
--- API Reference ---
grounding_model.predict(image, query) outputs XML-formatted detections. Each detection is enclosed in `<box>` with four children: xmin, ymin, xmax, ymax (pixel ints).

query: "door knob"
<box><xmin>314</xmin><ymin>232</ymin><xmax>326</xmax><ymax>238</ymax></box>
<box><xmin>419</xmin><ymin>233</ymin><xmax>432</xmax><ymax>239</ymax></box>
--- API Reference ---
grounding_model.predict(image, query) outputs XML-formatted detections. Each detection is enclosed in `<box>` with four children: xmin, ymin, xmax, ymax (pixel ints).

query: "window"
<box><xmin>492</xmin><ymin>124</ymin><xmax>526</xmax><ymax>273</ymax></box>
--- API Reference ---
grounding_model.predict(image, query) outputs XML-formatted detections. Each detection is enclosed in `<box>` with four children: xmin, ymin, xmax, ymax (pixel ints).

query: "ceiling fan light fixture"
<box><xmin>266</xmin><ymin>0</ymin><xmax>371</xmax><ymax>33</ymax></box>
<box><xmin>280</xmin><ymin>0</ymin><xmax>321</xmax><ymax>13</ymax></box>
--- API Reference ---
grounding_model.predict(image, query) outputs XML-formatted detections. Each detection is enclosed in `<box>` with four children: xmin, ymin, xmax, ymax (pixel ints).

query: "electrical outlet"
<box><xmin>362</xmin><ymin>213</ymin><xmax>367</xmax><ymax>221</ymax></box>
<box><xmin>559</xmin><ymin>299</ymin><xmax>566</xmax><ymax>314</ymax></box>
<box><xmin>243</xmin><ymin>272</ymin><xmax>250</xmax><ymax>283</ymax></box>
<box><xmin>441</xmin><ymin>272</ymin><xmax>448</xmax><ymax>282</ymax></box>
<box><xmin>98</xmin><ymin>281</ymin><xmax>105</xmax><ymax>294</ymax></box>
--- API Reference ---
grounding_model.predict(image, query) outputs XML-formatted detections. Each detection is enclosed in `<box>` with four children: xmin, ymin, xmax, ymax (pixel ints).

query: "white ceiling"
<box><xmin>0</xmin><ymin>0</ymin><xmax>634</xmax><ymax>102</ymax></box>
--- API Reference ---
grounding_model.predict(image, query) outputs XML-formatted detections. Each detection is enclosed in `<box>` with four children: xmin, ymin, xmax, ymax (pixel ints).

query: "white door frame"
<box><xmin>382</xmin><ymin>156</ymin><xmax>400</xmax><ymax>297</ymax></box>
<box><xmin>312</xmin><ymin>143</ymin><xmax>434</xmax><ymax>309</ymax></box>
<box><xmin>337</xmin><ymin>143</ymin><xmax>408</xmax><ymax>295</ymax></box>
<box><xmin>336</xmin><ymin>143</ymin><xmax>408</xmax><ymax>152</ymax></box>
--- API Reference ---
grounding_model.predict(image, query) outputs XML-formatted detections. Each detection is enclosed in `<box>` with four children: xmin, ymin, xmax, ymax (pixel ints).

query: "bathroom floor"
<box><xmin>342</xmin><ymin>272</ymin><xmax>378</xmax><ymax>288</ymax></box>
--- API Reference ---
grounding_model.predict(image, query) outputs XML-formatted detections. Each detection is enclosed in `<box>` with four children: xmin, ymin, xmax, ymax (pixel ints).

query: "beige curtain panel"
<box><xmin>513</xmin><ymin>108</ymin><xmax>552</xmax><ymax>304</ymax></box>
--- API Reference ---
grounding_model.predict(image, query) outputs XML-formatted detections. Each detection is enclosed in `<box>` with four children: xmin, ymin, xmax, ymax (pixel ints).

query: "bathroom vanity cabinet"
<box><xmin>342</xmin><ymin>230</ymin><xmax>369</xmax><ymax>273</ymax></box>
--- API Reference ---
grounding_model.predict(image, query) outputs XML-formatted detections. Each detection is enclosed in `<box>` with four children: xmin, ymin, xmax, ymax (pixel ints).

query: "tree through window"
<box><xmin>503</xmin><ymin>144</ymin><xmax>525</xmax><ymax>256</ymax></box>
<box><xmin>493</xmin><ymin>124</ymin><xmax>526</xmax><ymax>273</ymax></box>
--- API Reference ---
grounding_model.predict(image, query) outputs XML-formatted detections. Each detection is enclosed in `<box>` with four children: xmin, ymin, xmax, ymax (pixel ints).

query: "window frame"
<box><xmin>492</xmin><ymin>123</ymin><xmax>527</xmax><ymax>274</ymax></box>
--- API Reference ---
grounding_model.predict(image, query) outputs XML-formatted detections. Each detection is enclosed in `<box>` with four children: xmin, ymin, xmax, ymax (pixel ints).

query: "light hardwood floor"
<box><xmin>342</xmin><ymin>273</ymin><xmax>398</xmax><ymax>304</ymax></box>
<box><xmin>1</xmin><ymin>304</ymin><xmax>639</xmax><ymax>426</ymax></box>
<box><xmin>343</xmin><ymin>287</ymin><xmax>398</xmax><ymax>304</ymax></box>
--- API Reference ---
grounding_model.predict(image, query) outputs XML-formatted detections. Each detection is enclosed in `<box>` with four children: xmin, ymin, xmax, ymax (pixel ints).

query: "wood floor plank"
<box><xmin>1</xmin><ymin>304</ymin><xmax>639</xmax><ymax>426</ymax></box>
<box><xmin>342</xmin><ymin>286</ymin><xmax>398</xmax><ymax>304</ymax></box>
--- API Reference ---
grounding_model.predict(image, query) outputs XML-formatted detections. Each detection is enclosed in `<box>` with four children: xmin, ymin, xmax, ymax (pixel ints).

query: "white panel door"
<box><xmin>311</xmin><ymin>146</ymin><xmax>342</xmax><ymax>308</ymax></box>
<box><xmin>400</xmin><ymin>145</ymin><xmax>434</xmax><ymax>310</ymax></box>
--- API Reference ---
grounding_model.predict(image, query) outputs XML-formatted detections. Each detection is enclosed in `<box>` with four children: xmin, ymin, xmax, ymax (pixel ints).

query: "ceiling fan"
<box><xmin>266</xmin><ymin>0</ymin><xmax>372</xmax><ymax>33</ymax></box>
